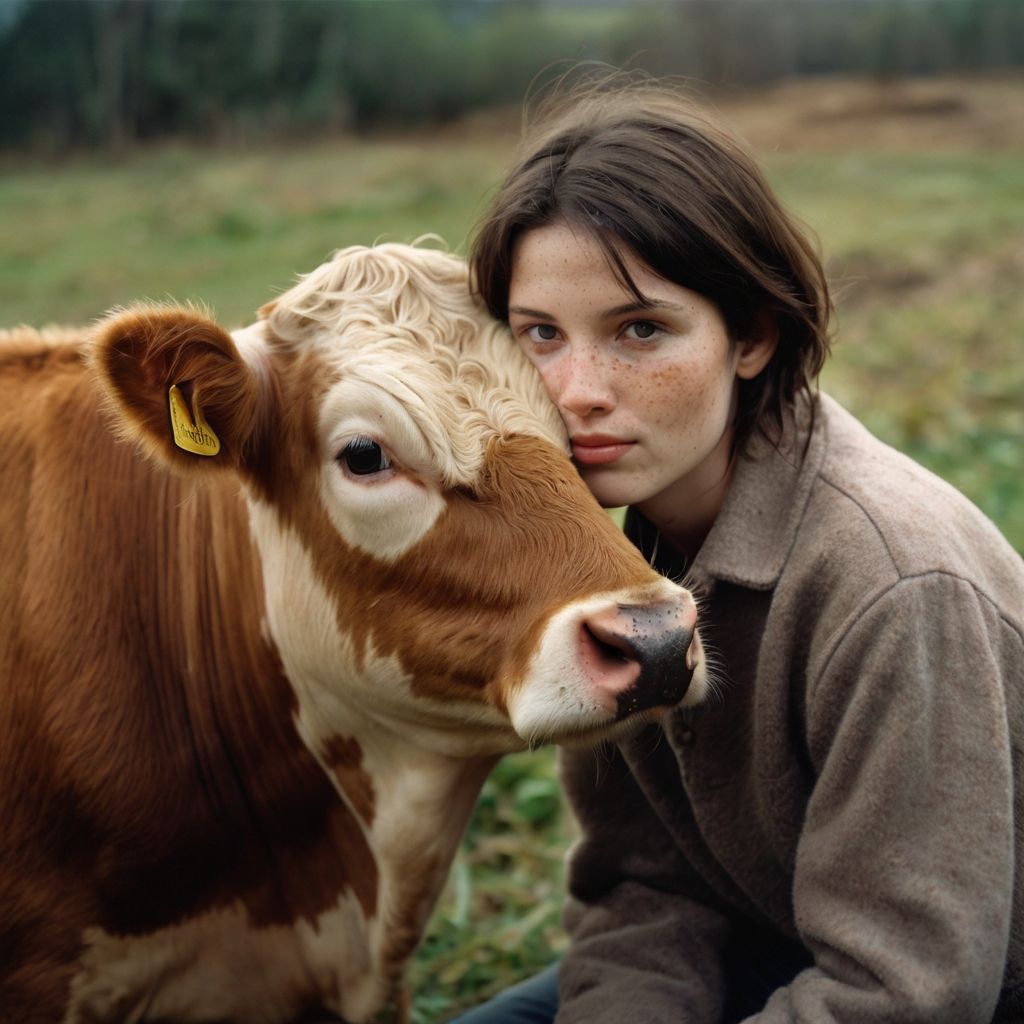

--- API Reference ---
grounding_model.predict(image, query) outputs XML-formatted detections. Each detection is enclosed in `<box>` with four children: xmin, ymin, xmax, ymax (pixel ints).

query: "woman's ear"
<box><xmin>735</xmin><ymin>310</ymin><xmax>779</xmax><ymax>380</ymax></box>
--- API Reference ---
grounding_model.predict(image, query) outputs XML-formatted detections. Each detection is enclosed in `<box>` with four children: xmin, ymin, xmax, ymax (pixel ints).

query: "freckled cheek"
<box><xmin>627</xmin><ymin>364</ymin><xmax>710</xmax><ymax>429</ymax></box>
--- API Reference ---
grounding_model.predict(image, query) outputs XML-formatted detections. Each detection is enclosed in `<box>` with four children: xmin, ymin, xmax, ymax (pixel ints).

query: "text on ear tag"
<box><xmin>169</xmin><ymin>385</ymin><xmax>221</xmax><ymax>456</ymax></box>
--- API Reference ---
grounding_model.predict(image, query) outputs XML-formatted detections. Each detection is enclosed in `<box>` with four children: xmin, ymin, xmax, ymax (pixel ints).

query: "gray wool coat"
<box><xmin>556</xmin><ymin>393</ymin><xmax>1024</xmax><ymax>1023</ymax></box>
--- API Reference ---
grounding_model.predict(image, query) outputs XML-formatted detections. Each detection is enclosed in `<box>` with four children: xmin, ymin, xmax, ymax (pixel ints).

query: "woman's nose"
<box><xmin>548</xmin><ymin>349</ymin><xmax>616</xmax><ymax>419</ymax></box>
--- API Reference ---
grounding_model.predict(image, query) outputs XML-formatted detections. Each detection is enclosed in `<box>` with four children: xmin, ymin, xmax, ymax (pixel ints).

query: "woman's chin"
<box><xmin>577</xmin><ymin>469</ymin><xmax>641</xmax><ymax>510</ymax></box>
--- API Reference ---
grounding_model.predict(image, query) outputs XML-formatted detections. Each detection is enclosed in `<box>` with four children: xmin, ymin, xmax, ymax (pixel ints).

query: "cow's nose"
<box><xmin>578</xmin><ymin>599</ymin><xmax>697</xmax><ymax>718</ymax></box>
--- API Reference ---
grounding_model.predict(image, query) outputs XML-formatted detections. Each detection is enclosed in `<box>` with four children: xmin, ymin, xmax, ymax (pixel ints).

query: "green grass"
<box><xmin>775</xmin><ymin>151</ymin><xmax>1024</xmax><ymax>551</ymax></box>
<box><xmin>0</xmin><ymin>135</ymin><xmax>512</xmax><ymax>328</ymax></box>
<box><xmin>2</xmin><ymin>115</ymin><xmax>1022</xmax><ymax>1021</ymax></box>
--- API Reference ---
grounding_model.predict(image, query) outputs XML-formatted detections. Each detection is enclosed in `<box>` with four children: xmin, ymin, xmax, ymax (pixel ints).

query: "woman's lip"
<box><xmin>571</xmin><ymin>439</ymin><xmax>635</xmax><ymax>465</ymax></box>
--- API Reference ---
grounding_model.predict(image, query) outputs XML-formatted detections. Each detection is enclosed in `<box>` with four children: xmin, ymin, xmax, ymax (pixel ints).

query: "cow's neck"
<box><xmin>151</xmin><ymin>473</ymin><xmax>368</xmax><ymax>929</ymax></box>
<box><xmin>336</xmin><ymin>735</ymin><xmax>499</xmax><ymax>985</ymax></box>
<box><xmin>170</xmin><ymin>484</ymin><xmax>501</xmax><ymax>1009</ymax></box>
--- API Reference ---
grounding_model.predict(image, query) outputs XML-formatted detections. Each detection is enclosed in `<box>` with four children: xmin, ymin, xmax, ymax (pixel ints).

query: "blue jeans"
<box><xmin>449</xmin><ymin>962</ymin><xmax>560</xmax><ymax>1024</ymax></box>
<box><xmin>448</xmin><ymin>930</ymin><xmax>809</xmax><ymax>1023</ymax></box>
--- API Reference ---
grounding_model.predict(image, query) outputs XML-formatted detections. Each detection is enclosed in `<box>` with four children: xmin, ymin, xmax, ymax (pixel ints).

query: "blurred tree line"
<box><xmin>1</xmin><ymin>0</ymin><xmax>1021</xmax><ymax>153</ymax></box>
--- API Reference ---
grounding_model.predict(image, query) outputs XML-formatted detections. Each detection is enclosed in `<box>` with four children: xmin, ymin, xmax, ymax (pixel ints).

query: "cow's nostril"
<box><xmin>577</xmin><ymin>619</ymin><xmax>643</xmax><ymax>703</ymax></box>
<box><xmin>577</xmin><ymin>601</ymin><xmax>696</xmax><ymax>717</ymax></box>
<box><xmin>581</xmin><ymin>620</ymin><xmax>638</xmax><ymax>665</ymax></box>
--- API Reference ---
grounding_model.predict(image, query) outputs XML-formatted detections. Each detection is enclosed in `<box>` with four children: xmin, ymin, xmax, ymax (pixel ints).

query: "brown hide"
<box><xmin>0</xmin><ymin>333</ymin><xmax>374</xmax><ymax>1019</ymax></box>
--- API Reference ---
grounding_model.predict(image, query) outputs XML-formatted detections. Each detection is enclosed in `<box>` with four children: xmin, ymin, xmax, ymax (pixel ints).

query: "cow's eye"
<box><xmin>340</xmin><ymin>437</ymin><xmax>391</xmax><ymax>476</ymax></box>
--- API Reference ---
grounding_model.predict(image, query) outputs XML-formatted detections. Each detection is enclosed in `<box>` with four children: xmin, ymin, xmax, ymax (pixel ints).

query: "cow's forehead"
<box><xmin>249</xmin><ymin>244</ymin><xmax>566</xmax><ymax>487</ymax></box>
<box><xmin>317</xmin><ymin>351</ymin><xmax>565</xmax><ymax>487</ymax></box>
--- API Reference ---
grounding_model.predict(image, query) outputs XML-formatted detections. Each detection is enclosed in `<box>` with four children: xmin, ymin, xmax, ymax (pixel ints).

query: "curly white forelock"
<box><xmin>265</xmin><ymin>243</ymin><xmax>566</xmax><ymax>487</ymax></box>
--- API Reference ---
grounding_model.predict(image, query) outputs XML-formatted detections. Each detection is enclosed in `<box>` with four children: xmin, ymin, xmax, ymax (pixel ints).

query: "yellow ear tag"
<box><xmin>168</xmin><ymin>384</ymin><xmax>221</xmax><ymax>456</ymax></box>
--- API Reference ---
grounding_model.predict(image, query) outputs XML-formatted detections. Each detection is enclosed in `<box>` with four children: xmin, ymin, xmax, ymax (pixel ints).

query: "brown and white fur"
<box><xmin>0</xmin><ymin>244</ymin><xmax>705</xmax><ymax>1023</ymax></box>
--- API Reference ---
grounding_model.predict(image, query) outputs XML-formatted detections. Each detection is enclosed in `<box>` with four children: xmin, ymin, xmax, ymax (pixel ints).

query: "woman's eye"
<box><xmin>340</xmin><ymin>437</ymin><xmax>391</xmax><ymax>476</ymax></box>
<box><xmin>527</xmin><ymin>324</ymin><xmax>558</xmax><ymax>343</ymax></box>
<box><xmin>625</xmin><ymin>320</ymin><xmax>660</xmax><ymax>341</ymax></box>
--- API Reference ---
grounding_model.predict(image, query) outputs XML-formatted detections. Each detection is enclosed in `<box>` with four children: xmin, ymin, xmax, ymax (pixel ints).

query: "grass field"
<box><xmin>2</xmin><ymin>74</ymin><xmax>1022</xmax><ymax>1021</ymax></box>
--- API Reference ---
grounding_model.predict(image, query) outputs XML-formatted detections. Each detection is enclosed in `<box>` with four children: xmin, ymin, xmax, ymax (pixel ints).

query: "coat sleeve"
<box><xmin>555</xmin><ymin>736</ymin><xmax>734</xmax><ymax>1024</ymax></box>
<box><xmin>747</xmin><ymin>571</ymin><xmax>1020</xmax><ymax>1023</ymax></box>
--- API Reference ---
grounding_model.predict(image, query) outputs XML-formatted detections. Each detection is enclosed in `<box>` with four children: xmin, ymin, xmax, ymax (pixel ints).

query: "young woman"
<box><xmin>455</xmin><ymin>78</ymin><xmax>1024</xmax><ymax>1023</ymax></box>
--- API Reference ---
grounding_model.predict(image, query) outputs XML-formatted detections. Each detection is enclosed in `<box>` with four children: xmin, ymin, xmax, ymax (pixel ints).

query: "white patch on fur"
<box><xmin>230</xmin><ymin>319</ymin><xmax>275</xmax><ymax>421</ymax></box>
<box><xmin>229</xmin><ymin>319</ymin><xmax>268</xmax><ymax>364</ymax></box>
<box><xmin>345</xmin><ymin>736</ymin><xmax>496</xmax><ymax>982</ymax></box>
<box><xmin>509</xmin><ymin>580</ymin><xmax>708</xmax><ymax>747</ymax></box>
<box><xmin>246</xmin><ymin>496</ymin><xmax>516</xmax><ymax>758</ymax></box>
<box><xmin>244</xmin><ymin>498</ymin><xmax>511</xmax><ymax>1008</ymax></box>
<box><xmin>318</xmin><ymin>378</ymin><xmax>448</xmax><ymax>562</ymax></box>
<box><xmin>62</xmin><ymin>894</ymin><xmax>379</xmax><ymax>1024</ymax></box>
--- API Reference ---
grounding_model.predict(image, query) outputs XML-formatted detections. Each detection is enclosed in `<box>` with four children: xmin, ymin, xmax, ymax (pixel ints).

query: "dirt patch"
<box><xmin>447</xmin><ymin>73</ymin><xmax>1024</xmax><ymax>154</ymax></box>
<box><xmin>831</xmin><ymin>236</ymin><xmax>1024</xmax><ymax>313</ymax></box>
<box><xmin>707</xmin><ymin>73</ymin><xmax>1024</xmax><ymax>152</ymax></box>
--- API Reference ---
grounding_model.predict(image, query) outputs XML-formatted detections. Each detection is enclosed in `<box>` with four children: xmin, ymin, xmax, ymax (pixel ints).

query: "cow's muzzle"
<box><xmin>579</xmin><ymin>599</ymin><xmax>698</xmax><ymax>719</ymax></box>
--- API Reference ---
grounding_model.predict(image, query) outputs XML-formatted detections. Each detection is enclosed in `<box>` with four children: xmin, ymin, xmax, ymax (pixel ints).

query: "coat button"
<box><xmin>676</xmin><ymin>725</ymin><xmax>694</xmax><ymax>746</ymax></box>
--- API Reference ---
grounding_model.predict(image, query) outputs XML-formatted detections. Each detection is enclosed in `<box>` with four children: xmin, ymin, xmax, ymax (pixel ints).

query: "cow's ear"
<box><xmin>91</xmin><ymin>304</ymin><xmax>264</xmax><ymax>473</ymax></box>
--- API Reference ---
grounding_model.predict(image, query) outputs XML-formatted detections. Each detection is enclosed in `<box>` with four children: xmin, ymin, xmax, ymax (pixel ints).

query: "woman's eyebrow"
<box><xmin>508</xmin><ymin>305</ymin><xmax>554</xmax><ymax>320</ymax></box>
<box><xmin>509</xmin><ymin>299</ymin><xmax>688</xmax><ymax>321</ymax></box>
<box><xmin>603</xmin><ymin>299</ymin><xmax>688</xmax><ymax>317</ymax></box>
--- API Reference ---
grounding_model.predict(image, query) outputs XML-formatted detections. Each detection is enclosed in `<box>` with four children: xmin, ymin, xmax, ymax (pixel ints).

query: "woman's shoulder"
<box><xmin>800</xmin><ymin>393</ymin><xmax>1021</xmax><ymax>615</ymax></box>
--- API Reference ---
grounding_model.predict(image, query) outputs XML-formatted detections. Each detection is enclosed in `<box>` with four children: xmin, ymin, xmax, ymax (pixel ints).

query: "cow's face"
<box><xmin>92</xmin><ymin>245</ymin><xmax>706</xmax><ymax>759</ymax></box>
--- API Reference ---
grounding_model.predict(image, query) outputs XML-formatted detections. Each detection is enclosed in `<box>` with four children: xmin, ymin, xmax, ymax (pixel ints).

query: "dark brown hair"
<box><xmin>470</xmin><ymin>73</ymin><xmax>833</xmax><ymax>452</ymax></box>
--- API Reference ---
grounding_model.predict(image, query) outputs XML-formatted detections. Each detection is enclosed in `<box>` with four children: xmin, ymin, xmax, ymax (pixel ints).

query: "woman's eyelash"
<box><xmin>516</xmin><ymin>320</ymin><xmax>665</xmax><ymax>344</ymax></box>
<box><xmin>527</xmin><ymin>324</ymin><xmax>559</xmax><ymax>342</ymax></box>
<box><xmin>623</xmin><ymin>320</ymin><xmax>663</xmax><ymax>340</ymax></box>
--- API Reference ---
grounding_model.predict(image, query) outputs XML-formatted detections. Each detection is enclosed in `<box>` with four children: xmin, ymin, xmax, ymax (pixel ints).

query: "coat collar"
<box><xmin>626</xmin><ymin>392</ymin><xmax>830</xmax><ymax>592</ymax></box>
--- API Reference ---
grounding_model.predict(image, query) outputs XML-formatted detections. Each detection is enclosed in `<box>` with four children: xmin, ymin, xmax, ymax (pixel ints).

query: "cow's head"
<box><xmin>91</xmin><ymin>244</ymin><xmax>707</xmax><ymax>758</ymax></box>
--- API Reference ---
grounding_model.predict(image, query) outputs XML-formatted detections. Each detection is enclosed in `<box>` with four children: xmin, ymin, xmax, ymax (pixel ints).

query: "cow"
<box><xmin>0</xmin><ymin>243</ymin><xmax>706</xmax><ymax>1023</ymax></box>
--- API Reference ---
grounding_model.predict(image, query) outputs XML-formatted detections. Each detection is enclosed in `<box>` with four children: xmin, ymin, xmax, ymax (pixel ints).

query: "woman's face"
<box><xmin>508</xmin><ymin>220</ymin><xmax>771</xmax><ymax>532</ymax></box>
